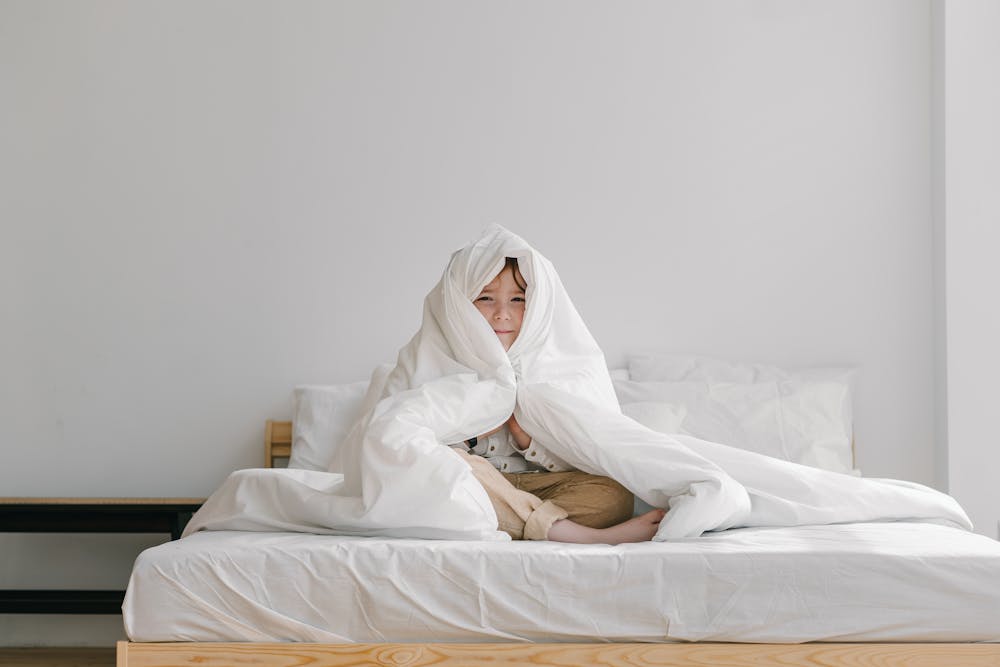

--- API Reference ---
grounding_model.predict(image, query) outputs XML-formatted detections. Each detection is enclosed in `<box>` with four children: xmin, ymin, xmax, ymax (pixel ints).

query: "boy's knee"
<box><xmin>601</xmin><ymin>478</ymin><xmax>636</xmax><ymax>524</ymax></box>
<box><xmin>572</xmin><ymin>475</ymin><xmax>634</xmax><ymax>527</ymax></box>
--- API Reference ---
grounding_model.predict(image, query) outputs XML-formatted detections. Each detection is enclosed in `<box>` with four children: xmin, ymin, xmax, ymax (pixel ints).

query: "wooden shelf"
<box><xmin>1</xmin><ymin>498</ymin><xmax>204</xmax><ymax>614</ymax></box>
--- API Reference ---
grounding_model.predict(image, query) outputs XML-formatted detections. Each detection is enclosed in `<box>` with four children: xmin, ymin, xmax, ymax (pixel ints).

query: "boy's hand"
<box><xmin>507</xmin><ymin>414</ymin><xmax>532</xmax><ymax>451</ymax></box>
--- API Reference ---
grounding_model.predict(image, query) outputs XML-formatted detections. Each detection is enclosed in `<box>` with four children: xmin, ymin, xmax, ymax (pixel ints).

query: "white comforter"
<box><xmin>183</xmin><ymin>226</ymin><xmax>970</xmax><ymax>541</ymax></box>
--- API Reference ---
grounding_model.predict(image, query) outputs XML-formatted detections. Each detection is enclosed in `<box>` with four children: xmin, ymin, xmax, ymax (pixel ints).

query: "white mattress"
<box><xmin>123</xmin><ymin>522</ymin><xmax>1000</xmax><ymax>643</ymax></box>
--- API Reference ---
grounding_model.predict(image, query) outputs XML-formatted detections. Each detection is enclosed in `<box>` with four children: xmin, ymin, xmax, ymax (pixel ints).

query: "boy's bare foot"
<box><xmin>546</xmin><ymin>509</ymin><xmax>666</xmax><ymax>545</ymax></box>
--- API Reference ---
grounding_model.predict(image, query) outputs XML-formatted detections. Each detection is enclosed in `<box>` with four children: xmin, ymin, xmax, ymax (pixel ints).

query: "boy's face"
<box><xmin>473</xmin><ymin>266</ymin><xmax>526</xmax><ymax>351</ymax></box>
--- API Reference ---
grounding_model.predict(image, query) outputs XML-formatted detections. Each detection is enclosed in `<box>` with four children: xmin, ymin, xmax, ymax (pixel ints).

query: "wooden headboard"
<box><xmin>265</xmin><ymin>420</ymin><xmax>292</xmax><ymax>468</ymax></box>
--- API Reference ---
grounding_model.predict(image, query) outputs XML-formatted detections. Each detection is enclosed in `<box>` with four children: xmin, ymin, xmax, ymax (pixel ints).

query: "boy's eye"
<box><xmin>513</xmin><ymin>297</ymin><xmax>525</xmax><ymax>302</ymax></box>
<box><xmin>476</xmin><ymin>296</ymin><xmax>492</xmax><ymax>302</ymax></box>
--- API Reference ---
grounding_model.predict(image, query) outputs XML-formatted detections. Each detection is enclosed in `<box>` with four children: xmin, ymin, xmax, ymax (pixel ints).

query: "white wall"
<box><xmin>931</xmin><ymin>0</ymin><xmax>948</xmax><ymax>513</ymax></box>
<box><xmin>1</xmin><ymin>0</ymin><xmax>940</xmax><ymax>646</ymax></box>
<box><xmin>941</xmin><ymin>1</ymin><xmax>1000</xmax><ymax>540</ymax></box>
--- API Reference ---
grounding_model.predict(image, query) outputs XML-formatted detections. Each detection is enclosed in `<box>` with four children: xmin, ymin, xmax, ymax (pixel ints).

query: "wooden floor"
<box><xmin>0</xmin><ymin>648</ymin><xmax>116</xmax><ymax>667</ymax></box>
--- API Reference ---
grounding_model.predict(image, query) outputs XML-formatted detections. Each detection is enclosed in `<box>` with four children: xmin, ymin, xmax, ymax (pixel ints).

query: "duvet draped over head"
<box><xmin>329</xmin><ymin>224</ymin><xmax>750</xmax><ymax>540</ymax></box>
<box><xmin>182</xmin><ymin>226</ymin><xmax>971</xmax><ymax>542</ymax></box>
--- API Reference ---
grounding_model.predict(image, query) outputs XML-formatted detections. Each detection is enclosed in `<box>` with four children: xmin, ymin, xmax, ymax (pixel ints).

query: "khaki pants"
<box><xmin>452</xmin><ymin>448</ymin><xmax>634</xmax><ymax>540</ymax></box>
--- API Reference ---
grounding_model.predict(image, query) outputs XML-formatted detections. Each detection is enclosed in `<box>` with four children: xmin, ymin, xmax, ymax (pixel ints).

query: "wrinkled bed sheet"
<box><xmin>126</xmin><ymin>522</ymin><xmax>1000</xmax><ymax>643</ymax></box>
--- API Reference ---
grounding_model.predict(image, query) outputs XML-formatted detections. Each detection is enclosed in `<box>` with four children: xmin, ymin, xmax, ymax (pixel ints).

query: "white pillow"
<box><xmin>289</xmin><ymin>381</ymin><xmax>369</xmax><ymax>471</ymax></box>
<box><xmin>628</xmin><ymin>352</ymin><xmax>850</xmax><ymax>385</ymax></box>
<box><xmin>616</xmin><ymin>357</ymin><xmax>857</xmax><ymax>474</ymax></box>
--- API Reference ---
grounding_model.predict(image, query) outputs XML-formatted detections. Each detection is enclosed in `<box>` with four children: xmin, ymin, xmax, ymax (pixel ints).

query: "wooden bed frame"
<box><xmin>116</xmin><ymin>420</ymin><xmax>1000</xmax><ymax>667</ymax></box>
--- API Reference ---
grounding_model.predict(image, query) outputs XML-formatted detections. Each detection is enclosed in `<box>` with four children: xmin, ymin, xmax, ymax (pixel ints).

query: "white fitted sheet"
<box><xmin>123</xmin><ymin>522</ymin><xmax>1000</xmax><ymax>643</ymax></box>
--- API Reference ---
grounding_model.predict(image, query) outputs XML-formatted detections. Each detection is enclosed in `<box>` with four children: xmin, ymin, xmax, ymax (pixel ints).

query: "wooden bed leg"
<box><xmin>116</xmin><ymin>641</ymin><xmax>128</xmax><ymax>667</ymax></box>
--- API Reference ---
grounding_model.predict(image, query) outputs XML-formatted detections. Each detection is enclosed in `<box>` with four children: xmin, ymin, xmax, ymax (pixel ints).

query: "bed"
<box><xmin>117</xmin><ymin>419</ymin><xmax>1000</xmax><ymax>666</ymax></box>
